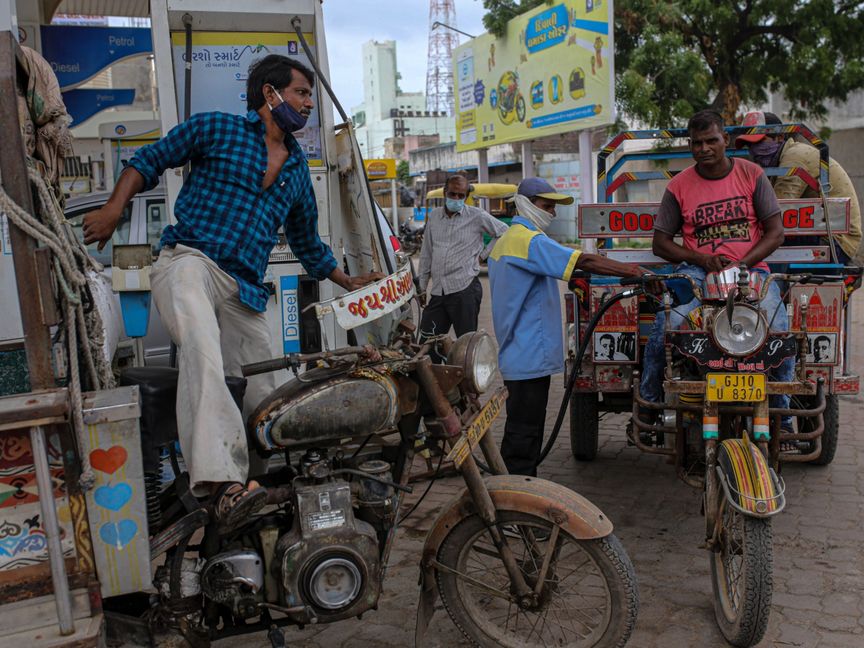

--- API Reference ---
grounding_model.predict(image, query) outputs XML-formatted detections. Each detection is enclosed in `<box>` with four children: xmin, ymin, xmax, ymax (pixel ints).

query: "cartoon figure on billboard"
<box><xmin>569</xmin><ymin>68</ymin><xmax>586</xmax><ymax>99</ymax></box>
<box><xmin>549</xmin><ymin>74</ymin><xmax>563</xmax><ymax>104</ymax></box>
<box><xmin>488</xmin><ymin>43</ymin><xmax>496</xmax><ymax>72</ymax></box>
<box><xmin>594</xmin><ymin>36</ymin><xmax>604</xmax><ymax>70</ymax></box>
<box><xmin>497</xmin><ymin>71</ymin><xmax>526</xmax><ymax>125</ymax></box>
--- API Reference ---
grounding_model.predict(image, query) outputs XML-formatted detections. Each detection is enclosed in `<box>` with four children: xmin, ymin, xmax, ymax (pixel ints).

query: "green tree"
<box><xmin>396</xmin><ymin>160</ymin><xmax>410</xmax><ymax>185</ymax></box>
<box><xmin>482</xmin><ymin>0</ymin><xmax>864</xmax><ymax>126</ymax></box>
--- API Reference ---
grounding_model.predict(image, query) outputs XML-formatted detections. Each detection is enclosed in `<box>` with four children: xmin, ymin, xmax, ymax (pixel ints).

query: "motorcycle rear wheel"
<box><xmin>436</xmin><ymin>510</ymin><xmax>638</xmax><ymax>647</ymax></box>
<box><xmin>710</xmin><ymin>497</ymin><xmax>773</xmax><ymax>647</ymax></box>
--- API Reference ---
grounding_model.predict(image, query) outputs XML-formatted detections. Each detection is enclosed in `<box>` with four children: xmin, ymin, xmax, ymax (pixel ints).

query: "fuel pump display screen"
<box><xmin>170</xmin><ymin>32</ymin><xmax>324</xmax><ymax>166</ymax></box>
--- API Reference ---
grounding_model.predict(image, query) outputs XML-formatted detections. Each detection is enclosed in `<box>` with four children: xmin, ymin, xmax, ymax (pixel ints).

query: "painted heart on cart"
<box><xmin>94</xmin><ymin>482</ymin><xmax>132</xmax><ymax>511</ymax></box>
<box><xmin>99</xmin><ymin>519</ymin><xmax>138</xmax><ymax>550</ymax></box>
<box><xmin>90</xmin><ymin>446</ymin><xmax>128</xmax><ymax>475</ymax></box>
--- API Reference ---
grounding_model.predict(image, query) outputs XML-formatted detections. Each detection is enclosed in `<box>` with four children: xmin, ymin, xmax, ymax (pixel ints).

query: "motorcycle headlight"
<box><xmin>711</xmin><ymin>304</ymin><xmax>767</xmax><ymax>356</ymax></box>
<box><xmin>446</xmin><ymin>331</ymin><xmax>499</xmax><ymax>394</ymax></box>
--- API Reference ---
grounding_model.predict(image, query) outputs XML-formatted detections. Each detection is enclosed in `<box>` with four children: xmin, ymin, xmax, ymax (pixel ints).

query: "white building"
<box><xmin>351</xmin><ymin>40</ymin><xmax>456</xmax><ymax>159</ymax></box>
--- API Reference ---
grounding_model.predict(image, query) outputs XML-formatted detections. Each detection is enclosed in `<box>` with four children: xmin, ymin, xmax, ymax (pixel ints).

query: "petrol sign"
<box><xmin>40</xmin><ymin>26</ymin><xmax>152</xmax><ymax>90</ymax></box>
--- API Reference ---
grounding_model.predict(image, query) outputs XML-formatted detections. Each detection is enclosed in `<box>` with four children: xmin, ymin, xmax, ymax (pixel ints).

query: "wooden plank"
<box><xmin>601</xmin><ymin>246</ymin><xmax>831</xmax><ymax>265</ymax></box>
<box><xmin>0</xmin><ymin>31</ymin><xmax>54</xmax><ymax>388</ymax></box>
<box><xmin>0</xmin><ymin>388</ymin><xmax>69</xmax><ymax>430</ymax></box>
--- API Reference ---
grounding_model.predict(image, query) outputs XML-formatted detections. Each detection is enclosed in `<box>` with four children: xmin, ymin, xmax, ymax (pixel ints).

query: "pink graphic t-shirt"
<box><xmin>653</xmin><ymin>159</ymin><xmax>781</xmax><ymax>272</ymax></box>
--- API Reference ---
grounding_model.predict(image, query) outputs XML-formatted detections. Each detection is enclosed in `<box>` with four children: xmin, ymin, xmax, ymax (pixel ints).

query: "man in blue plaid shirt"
<box><xmin>83</xmin><ymin>55</ymin><xmax>380</xmax><ymax>531</ymax></box>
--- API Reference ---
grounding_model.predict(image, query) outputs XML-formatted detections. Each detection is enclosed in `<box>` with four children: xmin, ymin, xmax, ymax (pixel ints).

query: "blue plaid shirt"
<box><xmin>128</xmin><ymin>110</ymin><xmax>337</xmax><ymax>312</ymax></box>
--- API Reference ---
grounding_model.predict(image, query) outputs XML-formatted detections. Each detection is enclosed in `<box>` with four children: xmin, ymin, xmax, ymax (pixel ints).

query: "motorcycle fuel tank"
<box><xmin>250</xmin><ymin>371</ymin><xmax>400</xmax><ymax>450</ymax></box>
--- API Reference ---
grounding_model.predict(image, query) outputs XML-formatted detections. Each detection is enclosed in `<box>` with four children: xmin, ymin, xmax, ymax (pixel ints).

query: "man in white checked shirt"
<box><xmin>417</xmin><ymin>175</ymin><xmax>509</xmax><ymax>340</ymax></box>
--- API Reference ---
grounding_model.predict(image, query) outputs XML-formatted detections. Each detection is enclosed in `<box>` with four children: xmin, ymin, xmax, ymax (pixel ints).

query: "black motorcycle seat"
<box><xmin>120</xmin><ymin>367</ymin><xmax>247</xmax><ymax>470</ymax></box>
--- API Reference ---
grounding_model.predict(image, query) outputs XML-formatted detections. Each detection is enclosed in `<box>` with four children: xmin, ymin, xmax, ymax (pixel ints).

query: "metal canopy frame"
<box><xmin>596</xmin><ymin>123</ymin><xmax>829</xmax><ymax>202</ymax></box>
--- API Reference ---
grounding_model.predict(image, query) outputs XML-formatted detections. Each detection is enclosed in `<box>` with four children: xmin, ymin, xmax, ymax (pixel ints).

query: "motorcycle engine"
<box><xmin>201</xmin><ymin>550</ymin><xmax>265</xmax><ymax>619</ymax></box>
<box><xmin>274</xmin><ymin>463</ymin><xmax>382</xmax><ymax>623</ymax></box>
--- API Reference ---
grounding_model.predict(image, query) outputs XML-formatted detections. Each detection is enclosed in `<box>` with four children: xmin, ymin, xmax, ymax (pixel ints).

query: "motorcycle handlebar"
<box><xmin>618</xmin><ymin>270</ymin><xmax>845</xmax><ymax>301</ymax></box>
<box><xmin>241</xmin><ymin>346</ymin><xmax>371</xmax><ymax>377</ymax></box>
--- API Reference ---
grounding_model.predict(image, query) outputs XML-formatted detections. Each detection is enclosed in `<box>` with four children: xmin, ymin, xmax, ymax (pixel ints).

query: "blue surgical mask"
<box><xmin>445</xmin><ymin>198</ymin><xmax>465</xmax><ymax>213</ymax></box>
<box><xmin>267</xmin><ymin>86</ymin><xmax>308</xmax><ymax>133</ymax></box>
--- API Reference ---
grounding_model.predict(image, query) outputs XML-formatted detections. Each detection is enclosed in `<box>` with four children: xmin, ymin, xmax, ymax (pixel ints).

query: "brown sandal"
<box><xmin>213</xmin><ymin>482</ymin><xmax>267</xmax><ymax>533</ymax></box>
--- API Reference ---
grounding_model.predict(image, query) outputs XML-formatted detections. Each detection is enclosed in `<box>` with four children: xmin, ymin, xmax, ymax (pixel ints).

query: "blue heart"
<box><xmin>99</xmin><ymin>520</ymin><xmax>138</xmax><ymax>550</ymax></box>
<box><xmin>94</xmin><ymin>483</ymin><xmax>132</xmax><ymax>511</ymax></box>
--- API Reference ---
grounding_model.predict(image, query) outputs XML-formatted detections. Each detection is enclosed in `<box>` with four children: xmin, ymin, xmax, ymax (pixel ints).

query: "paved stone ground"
<box><xmin>219</xmin><ymin>278</ymin><xmax>864</xmax><ymax>648</ymax></box>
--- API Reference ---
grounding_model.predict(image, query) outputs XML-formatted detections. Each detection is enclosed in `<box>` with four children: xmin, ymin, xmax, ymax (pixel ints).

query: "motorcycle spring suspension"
<box><xmin>144</xmin><ymin>470</ymin><xmax>163</xmax><ymax>531</ymax></box>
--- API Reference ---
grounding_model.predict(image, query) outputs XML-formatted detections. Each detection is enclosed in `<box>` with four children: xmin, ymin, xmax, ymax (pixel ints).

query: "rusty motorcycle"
<box><xmin>110</xmin><ymin>269</ymin><xmax>639</xmax><ymax>648</ymax></box>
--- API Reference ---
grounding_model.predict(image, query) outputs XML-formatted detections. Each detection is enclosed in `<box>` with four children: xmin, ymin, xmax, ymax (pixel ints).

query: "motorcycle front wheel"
<box><xmin>436</xmin><ymin>510</ymin><xmax>638</xmax><ymax>647</ymax></box>
<box><xmin>710</xmin><ymin>497</ymin><xmax>773</xmax><ymax>647</ymax></box>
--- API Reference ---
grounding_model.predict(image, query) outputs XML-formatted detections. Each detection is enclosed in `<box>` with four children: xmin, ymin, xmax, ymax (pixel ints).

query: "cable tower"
<box><xmin>425</xmin><ymin>0</ymin><xmax>459</xmax><ymax>115</ymax></box>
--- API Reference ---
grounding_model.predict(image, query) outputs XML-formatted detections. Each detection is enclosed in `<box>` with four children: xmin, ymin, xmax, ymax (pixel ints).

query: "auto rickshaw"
<box><xmin>425</xmin><ymin>182</ymin><xmax>517</xmax><ymax>246</ymax></box>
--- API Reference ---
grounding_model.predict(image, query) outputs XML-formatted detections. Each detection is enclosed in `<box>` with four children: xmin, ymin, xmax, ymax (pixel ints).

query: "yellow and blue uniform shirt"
<box><xmin>488</xmin><ymin>216</ymin><xmax>581</xmax><ymax>381</ymax></box>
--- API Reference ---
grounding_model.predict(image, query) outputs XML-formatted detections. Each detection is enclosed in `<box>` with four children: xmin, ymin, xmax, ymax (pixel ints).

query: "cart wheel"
<box><xmin>710</xmin><ymin>495</ymin><xmax>773</xmax><ymax>647</ymax></box>
<box><xmin>570</xmin><ymin>392</ymin><xmax>599</xmax><ymax>461</ymax></box>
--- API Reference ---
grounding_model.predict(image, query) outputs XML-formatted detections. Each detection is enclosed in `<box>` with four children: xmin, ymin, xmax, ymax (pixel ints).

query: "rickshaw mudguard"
<box><xmin>716</xmin><ymin>437</ymin><xmax>786</xmax><ymax>518</ymax></box>
<box><xmin>415</xmin><ymin>475</ymin><xmax>613</xmax><ymax>645</ymax></box>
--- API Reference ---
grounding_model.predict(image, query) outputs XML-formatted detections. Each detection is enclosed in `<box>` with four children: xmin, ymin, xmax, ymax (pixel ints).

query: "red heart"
<box><xmin>90</xmin><ymin>446</ymin><xmax>128</xmax><ymax>475</ymax></box>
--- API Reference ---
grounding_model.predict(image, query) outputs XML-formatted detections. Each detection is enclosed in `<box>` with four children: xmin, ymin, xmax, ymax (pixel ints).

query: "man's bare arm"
<box><xmin>82</xmin><ymin>168</ymin><xmax>146</xmax><ymax>250</ymax></box>
<box><xmin>575</xmin><ymin>253</ymin><xmax>643</xmax><ymax>278</ymax></box>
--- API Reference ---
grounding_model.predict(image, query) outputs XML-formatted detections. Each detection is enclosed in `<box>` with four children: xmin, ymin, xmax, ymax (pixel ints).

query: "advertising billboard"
<box><xmin>454</xmin><ymin>0</ymin><xmax>614</xmax><ymax>152</ymax></box>
<box><xmin>363</xmin><ymin>159</ymin><xmax>398</xmax><ymax>180</ymax></box>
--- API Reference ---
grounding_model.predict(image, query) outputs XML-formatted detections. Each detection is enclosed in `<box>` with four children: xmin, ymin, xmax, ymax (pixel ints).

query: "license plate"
<box><xmin>446</xmin><ymin>388</ymin><xmax>507</xmax><ymax>468</ymax></box>
<box><xmin>706</xmin><ymin>373</ymin><xmax>766</xmax><ymax>402</ymax></box>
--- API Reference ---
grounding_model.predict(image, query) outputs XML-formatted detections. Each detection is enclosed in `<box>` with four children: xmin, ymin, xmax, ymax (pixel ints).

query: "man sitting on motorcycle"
<box><xmin>641</xmin><ymin>109</ymin><xmax>795</xmax><ymax>432</ymax></box>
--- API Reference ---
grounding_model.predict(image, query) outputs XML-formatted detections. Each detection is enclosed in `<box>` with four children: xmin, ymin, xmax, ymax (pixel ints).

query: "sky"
<box><xmin>321</xmin><ymin>0</ymin><xmax>488</xmax><ymax>113</ymax></box>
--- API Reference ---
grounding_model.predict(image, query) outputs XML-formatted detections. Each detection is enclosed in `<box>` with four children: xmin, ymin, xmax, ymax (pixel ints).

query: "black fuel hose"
<box><xmin>537</xmin><ymin>285</ymin><xmax>642</xmax><ymax>466</ymax></box>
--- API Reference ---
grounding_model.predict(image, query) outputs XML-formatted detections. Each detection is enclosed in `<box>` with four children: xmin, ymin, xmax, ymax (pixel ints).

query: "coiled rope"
<box><xmin>0</xmin><ymin>168</ymin><xmax>115</xmax><ymax>489</ymax></box>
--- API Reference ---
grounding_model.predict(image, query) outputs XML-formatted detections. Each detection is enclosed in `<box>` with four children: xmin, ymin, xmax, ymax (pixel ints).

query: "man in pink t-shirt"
<box><xmin>640</xmin><ymin>109</ymin><xmax>794</xmax><ymax>430</ymax></box>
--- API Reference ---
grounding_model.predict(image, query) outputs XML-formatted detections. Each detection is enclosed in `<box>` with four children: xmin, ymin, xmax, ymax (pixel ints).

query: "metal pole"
<box><xmin>520</xmin><ymin>141</ymin><xmax>534</xmax><ymax>177</ymax></box>
<box><xmin>477</xmin><ymin>148</ymin><xmax>489</xmax><ymax>211</ymax></box>
<box><xmin>579</xmin><ymin>129</ymin><xmax>597</xmax><ymax>253</ymax></box>
<box><xmin>391</xmin><ymin>178</ymin><xmax>399</xmax><ymax>231</ymax></box>
<box><xmin>30</xmin><ymin>426</ymin><xmax>75</xmax><ymax>635</ymax></box>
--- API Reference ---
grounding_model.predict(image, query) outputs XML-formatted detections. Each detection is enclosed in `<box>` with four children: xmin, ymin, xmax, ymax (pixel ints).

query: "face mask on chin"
<box><xmin>267</xmin><ymin>85</ymin><xmax>308</xmax><ymax>133</ymax></box>
<box><xmin>749</xmin><ymin>138</ymin><xmax>784</xmax><ymax>167</ymax></box>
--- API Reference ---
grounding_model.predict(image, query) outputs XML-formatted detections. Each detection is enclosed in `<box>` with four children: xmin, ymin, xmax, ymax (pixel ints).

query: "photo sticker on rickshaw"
<box><xmin>590</xmin><ymin>286</ymin><xmax>639</xmax><ymax>363</ymax></box>
<box><xmin>789</xmin><ymin>284</ymin><xmax>842</xmax><ymax>332</ymax></box>
<box><xmin>805</xmin><ymin>333</ymin><xmax>838</xmax><ymax>366</ymax></box>
<box><xmin>592</xmin><ymin>332</ymin><xmax>636</xmax><ymax>362</ymax></box>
